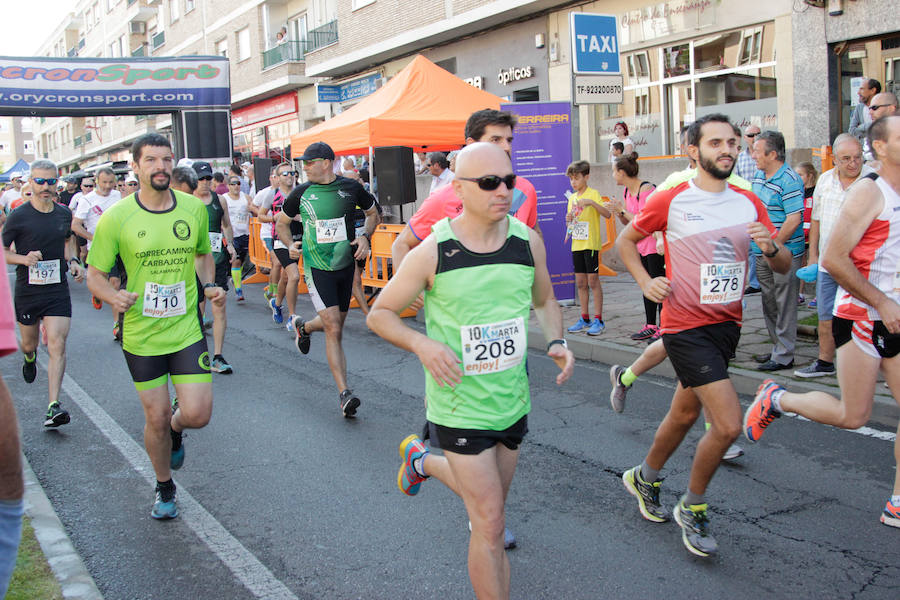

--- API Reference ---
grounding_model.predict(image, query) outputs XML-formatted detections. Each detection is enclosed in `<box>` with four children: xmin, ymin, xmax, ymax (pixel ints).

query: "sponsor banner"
<box><xmin>501</xmin><ymin>101</ymin><xmax>575</xmax><ymax>301</ymax></box>
<box><xmin>0</xmin><ymin>56</ymin><xmax>230</xmax><ymax>112</ymax></box>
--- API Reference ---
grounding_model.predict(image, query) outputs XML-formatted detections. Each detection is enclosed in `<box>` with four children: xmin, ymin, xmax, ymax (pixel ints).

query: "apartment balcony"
<box><xmin>132</xmin><ymin>44</ymin><xmax>147</xmax><ymax>57</ymax></box>
<box><xmin>307</xmin><ymin>20</ymin><xmax>338</xmax><ymax>51</ymax></box>
<box><xmin>261</xmin><ymin>21</ymin><xmax>337</xmax><ymax>70</ymax></box>
<box><xmin>127</xmin><ymin>0</ymin><xmax>157</xmax><ymax>24</ymax></box>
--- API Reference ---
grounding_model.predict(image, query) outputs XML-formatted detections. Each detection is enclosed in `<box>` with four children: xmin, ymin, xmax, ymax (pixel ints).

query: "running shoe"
<box><xmin>211</xmin><ymin>355</ymin><xmax>233</xmax><ymax>374</ymax></box>
<box><xmin>113</xmin><ymin>321</ymin><xmax>122</xmax><ymax>343</ymax></box>
<box><xmin>286</xmin><ymin>314</ymin><xmax>299</xmax><ymax>332</ymax></box>
<box><xmin>150</xmin><ymin>485</ymin><xmax>178</xmax><ymax>520</ymax></box>
<box><xmin>743</xmin><ymin>379</ymin><xmax>784</xmax><ymax>443</ymax></box>
<box><xmin>467</xmin><ymin>521</ymin><xmax>518</xmax><ymax>550</ymax></box>
<box><xmin>269</xmin><ymin>298</ymin><xmax>283</xmax><ymax>324</ymax></box>
<box><xmin>722</xmin><ymin>443</ymin><xmax>744</xmax><ymax>461</ymax></box>
<box><xmin>340</xmin><ymin>389</ymin><xmax>360</xmax><ymax>418</ymax></box>
<box><xmin>630</xmin><ymin>324</ymin><xmax>658</xmax><ymax>341</ymax></box>
<box><xmin>235</xmin><ymin>288</ymin><xmax>245</xmax><ymax>302</ymax></box>
<box><xmin>648</xmin><ymin>329</ymin><xmax>662</xmax><ymax>341</ymax></box>
<box><xmin>807</xmin><ymin>298</ymin><xmax>817</xmax><ymax>308</ymax></box>
<box><xmin>797</xmin><ymin>295</ymin><xmax>806</xmax><ymax>305</ymax></box>
<box><xmin>622</xmin><ymin>466</ymin><xmax>669</xmax><ymax>523</ymax></box>
<box><xmin>263</xmin><ymin>288</ymin><xmax>273</xmax><ymax>303</ymax></box>
<box><xmin>202</xmin><ymin>314</ymin><xmax>213</xmax><ymax>330</ymax></box>
<box><xmin>586</xmin><ymin>318</ymin><xmax>605</xmax><ymax>336</ymax></box>
<box><xmin>397</xmin><ymin>434</ymin><xmax>429</xmax><ymax>496</ymax></box>
<box><xmin>43</xmin><ymin>402</ymin><xmax>70</xmax><ymax>428</ymax></box>
<box><xmin>880</xmin><ymin>499</ymin><xmax>900</xmax><ymax>528</ymax></box>
<box><xmin>91</xmin><ymin>295</ymin><xmax>102</xmax><ymax>310</ymax></box>
<box><xmin>673</xmin><ymin>497</ymin><xmax>717</xmax><ymax>557</ymax></box>
<box><xmin>294</xmin><ymin>317</ymin><xmax>311</xmax><ymax>355</ymax></box>
<box><xmin>170</xmin><ymin>426</ymin><xmax>184</xmax><ymax>470</ymax></box>
<box><xmin>794</xmin><ymin>361</ymin><xmax>835</xmax><ymax>378</ymax></box>
<box><xmin>608</xmin><ymin>365</ymin><xmax>630</xmax><ymax>413</ymax></box>
<box><xmin>567</xmin><ymin>317</ymin><xmax>589</xmax><ymax>333</ymax></box>
<box><xmin>22</xmin><ymin>352</ymin><xmax>36</xmax><ymax>384</ymax></box>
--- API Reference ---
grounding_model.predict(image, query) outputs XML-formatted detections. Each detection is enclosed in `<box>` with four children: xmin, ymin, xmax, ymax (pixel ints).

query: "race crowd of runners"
<box><xmin>0</xmin><ymin>109</ymin><xmax>898</xmax><ymax>599</ymax></box>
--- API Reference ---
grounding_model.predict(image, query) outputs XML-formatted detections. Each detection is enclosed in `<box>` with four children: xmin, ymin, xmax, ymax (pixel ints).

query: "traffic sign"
<box><xmin>570</xmin><ymin>13</ymin><xmax>620</xmax><ymax>75</ymax></box>
<box><xmin>573</xmin><ymin>75</ymin><xmax>624</xmax><ymax>105</ymax></box>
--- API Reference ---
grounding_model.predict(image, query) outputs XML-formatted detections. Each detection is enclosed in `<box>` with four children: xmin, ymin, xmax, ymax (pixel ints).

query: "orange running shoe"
<box><xmin>881</xmin><ymin>499</ymin><xmax>900</xmax><ymax>529</ymax></box>
<box><xmin>397</xmin><ymin>434</ymin><xmax>429</xmax><ymax>496</ymax></box>
<box><xmin>743</xmin><ymin>379</ymin><xmax>783</xmax><ymax>442</ymax></box>
<box><xmin>91</xmin><ymin>295</ymin><xmax>102</xmax><ymax>310</ymax></box>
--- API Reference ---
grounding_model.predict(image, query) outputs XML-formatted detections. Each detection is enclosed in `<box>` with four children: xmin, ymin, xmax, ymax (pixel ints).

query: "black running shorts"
<box><xmin>232</xmin><ymin>234</ymin><xmax>249</xmax><ymax>263</ymax></box>
<box><xmin>123</xmin><ymin>338</ymin><xmax>211</xmax><ymax>391</ymax></box>
<box><xmin>306</xmin><ymin>264</ymin><xmax>354</xmax><ymax>313</ymax></box>
<box><xmin>427</xmin><ymin>415</ymin><xmax>528</xmax><ymax>455</ymax></box>
<box><xmin>572</xmin><ymin>249</ymin><xmax>599</xmax><ymax>274</ymax></box>
<box><xmin>15</xmin><ymin>293</ymin><xmax>72</xmax><ymax>326</ymax></box>
<box><xmin>274</xmin><ymin>246</ymin><xmax>299</xmax><ymax>268</ymax></box>
<box><xmin>833</xmin><ymin>317</ymin><xmax>900</xmax><ymax>359</ymax></box>
<box><xmin>662</xmin><ymin>322</ymin><xmax>740</xmax><ymax>388</ymax></box>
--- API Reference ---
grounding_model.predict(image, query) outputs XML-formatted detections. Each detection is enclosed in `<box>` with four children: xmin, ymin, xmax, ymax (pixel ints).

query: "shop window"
<box><xmin>513</xmin><ymin>87</ymin><xmax>539</xmax><ymax>102</ymax></box>
<box><xmin>626</xmin><ymin>51</ymin><xmax>650</xmax><ymax>83</ymax></box>
<box><xmin>695</xmin><ymin>70</ymin><xmax>777</xmax><ymax>107</ymax></box>
<box><xmin>663</xmin><ymin>43</ymin><xmax>690</xmax><ymax>78</ymax></box>
<box><xmin>692</xmin><ymin>31</ymin><xmax>740</xmax><ymax>73</ymax></box>
<box><xmin>738</xmin><ymin>28</ymin><xmax>762</xmax><ymax>66</ymax></box>
<box><xmin>267</xmin><ymin>120</ymin><xmax>300</xmax><ymax>163</ymax></box>
<box><xmin>886</xmin><ymin>58</ymin><xmax>900</xmax><ymax>87</ymax></box>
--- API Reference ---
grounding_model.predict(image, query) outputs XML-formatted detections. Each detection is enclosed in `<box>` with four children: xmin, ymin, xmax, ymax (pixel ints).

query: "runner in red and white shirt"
<box><xmin>616</xmin><ymin>114</ymin><xmax>790</xmax><ymax>558</ymax></box>
<box><xmin>744</xmin><ymin>114</ymin><xmax>900</xmax><ymax>530</ymax></box>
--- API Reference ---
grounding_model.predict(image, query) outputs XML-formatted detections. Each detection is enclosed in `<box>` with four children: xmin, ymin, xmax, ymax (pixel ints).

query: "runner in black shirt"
<box><xmin>1</xmin><ymin>159</ymin><xmax>85</xmax><ymax>428</ymax></box>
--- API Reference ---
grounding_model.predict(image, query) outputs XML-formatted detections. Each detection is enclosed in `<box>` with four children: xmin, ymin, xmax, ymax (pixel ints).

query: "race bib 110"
<box><xmin>143</xmin><ymin>281</ymin><xmax>187</xmax><ymax>318</ymax></box>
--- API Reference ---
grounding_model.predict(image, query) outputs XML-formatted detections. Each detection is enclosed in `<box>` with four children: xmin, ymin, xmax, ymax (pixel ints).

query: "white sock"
<box><xmin>771</xmin><ymin>388</ymin><xmax>786</xmax><ymax>413</ymax></box>
<box><xmin>412</xmin><ymin>455</ymin><xmax>428</xmax><ymax>478</ymax></box>
<box><xmin>891</xmin><ymin>495</ymin><xmax>900</xmax><ymax>506</ymax></box>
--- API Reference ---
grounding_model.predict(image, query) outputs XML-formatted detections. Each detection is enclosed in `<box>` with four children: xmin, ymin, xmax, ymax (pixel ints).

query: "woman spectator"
<box><xmin>610</xmin><ymin>154</ymin><xmax>661</xmax><ymax>341</ymax></box>
<box><xmin>607</xmin><ymin>122</ymin><xmax>634</xmax><ymax>163</ymax></box>
<box><xmin>795</xmin><ymin>161</ymin><xmax>818</xmax><ymax>306</ymax></box>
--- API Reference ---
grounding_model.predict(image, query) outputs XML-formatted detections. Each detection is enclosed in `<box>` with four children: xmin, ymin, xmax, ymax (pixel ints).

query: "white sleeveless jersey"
<box><xmin>833</xmin><ymin>173</ymin><xmax>900</xmax><ymax>321</ymax></box>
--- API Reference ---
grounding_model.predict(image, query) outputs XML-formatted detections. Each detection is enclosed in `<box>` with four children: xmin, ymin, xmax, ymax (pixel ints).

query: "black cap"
<box><xmin>192</xmin><ymin>161</ymin><xmax>213</xmax><ymax>178</ymax></box>
<box><xmin>297</xmin><ymin>142</ymin><xmax>335</xmax><ymax>161</ymax></box>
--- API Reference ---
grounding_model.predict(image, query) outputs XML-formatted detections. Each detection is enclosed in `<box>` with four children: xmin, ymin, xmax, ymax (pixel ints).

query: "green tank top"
<box><xmin>424</xmin><ymin>216</ymin><xmax>535</xmax><ymax>430</ymax></box>
<box><xmin>205</xmin><ymin>192</ymin><xmax>225</xmax><ymax>263</ymax></box>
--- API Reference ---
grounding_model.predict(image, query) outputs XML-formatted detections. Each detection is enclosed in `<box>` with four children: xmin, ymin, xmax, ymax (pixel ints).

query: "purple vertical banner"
<box><xmin>501</xmin><ymin>102</ymin><xmax>574</xmax><ymax>301</ymax></box>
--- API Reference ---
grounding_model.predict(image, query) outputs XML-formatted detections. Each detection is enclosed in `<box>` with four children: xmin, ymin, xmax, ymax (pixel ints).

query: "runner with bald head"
<box><xmin>368</xmin><ymin>142</ymin><xmax>574</xmax><ymax>599</ymax></box>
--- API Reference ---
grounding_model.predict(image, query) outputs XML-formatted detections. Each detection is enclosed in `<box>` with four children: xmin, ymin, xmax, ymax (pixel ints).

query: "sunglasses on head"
<box><xmin>457</xmin><ymin>174</ymin><xmax>517</xmax><ymax>191</ymax></box>
<box><xmin>33</xmin><ymin>177</ymin><xmax>59</xmax><ymax>186</ymax></box>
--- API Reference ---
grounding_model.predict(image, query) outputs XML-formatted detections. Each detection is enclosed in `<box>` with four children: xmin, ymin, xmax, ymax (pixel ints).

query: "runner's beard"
<box><xmin>150</xmin><ymin>172</ymin><xmax>171</xmax><ymax>191</ymax></box>
<box><xmin>698</xmin><ymin>150</ymin><xmax>735</xmax><ymax>180</ymax></box>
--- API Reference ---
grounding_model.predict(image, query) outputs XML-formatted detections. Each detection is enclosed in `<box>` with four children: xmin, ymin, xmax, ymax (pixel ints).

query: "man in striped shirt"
<box><xmin>750</xmin><ymin>131</ymin><xmax>805</xmax><ymax>371</ymax></box>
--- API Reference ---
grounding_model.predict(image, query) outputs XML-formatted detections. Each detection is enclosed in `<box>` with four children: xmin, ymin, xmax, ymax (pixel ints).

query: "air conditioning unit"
<box><xmin>129</xmin><ymin>22</ymin><xmax>146</xmax><ymax>34</ymax></box>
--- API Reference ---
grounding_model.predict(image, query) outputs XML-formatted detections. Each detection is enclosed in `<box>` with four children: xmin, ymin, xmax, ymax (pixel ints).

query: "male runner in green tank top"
<box><xmin>87</xmin><ymin>134</ymin><xmax>225</xmax><ymax>520</ymax></box>
<box><xmin>367</xmin><ymin>143</ymin><xmax>574</xmax><ymax>600</ymax></box>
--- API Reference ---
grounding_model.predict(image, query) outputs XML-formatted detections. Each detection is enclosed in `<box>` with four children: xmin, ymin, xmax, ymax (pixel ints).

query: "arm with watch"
<box><xmin>63</xmin><ymin>235</ymin><xmax>85</xmax><ymax>283</ymax></box>
<box><xmin>749</xmin><ymin>219</ymin><xmax>791</xmax><ymax>274</ymax></box>
<box><xmin>352</xmin><ymin>202</ymin><xmax>380</xmax><ymax>261</ymax></box>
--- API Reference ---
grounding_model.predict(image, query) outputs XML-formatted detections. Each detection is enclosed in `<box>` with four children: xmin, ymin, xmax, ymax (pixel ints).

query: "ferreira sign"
<box><xmin>0</xmin><ymin>56</ymin><xmax>230</xmax><ymax>116</ymax></box>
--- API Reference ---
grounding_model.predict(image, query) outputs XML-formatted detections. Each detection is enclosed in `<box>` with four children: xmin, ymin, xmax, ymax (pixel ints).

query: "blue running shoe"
<box><xmin>235</xmin><ymin>288</ymin><xmax>245</xmax><ymax>302</ymax></box>
<box><xmin>397</xmin><ymin>434</ymin><xmax>429</xmax><ymax>496</ymax></box>
<box><xmin>567</xmin><ymin>317</ymin><xmax>590</xmax><ymax>333</ymax></box>
<box><xmin>586</xmin><ymin>318</ymin><xmax>605</xmax><ymax>336</ymax></box>
<box><xmin>269</xmin><ymin>298</ymin><xmax>283</xmax><ymax>324</ymax></box>
<box><xmin>150</xmin><ymin>485</ymin><xmax>178</xmax><ymax>520</ymax></box>
<box><xmin>170</xmin><ymin>428</ymin><xmax>184</xmax><ymax>470</ymax></box>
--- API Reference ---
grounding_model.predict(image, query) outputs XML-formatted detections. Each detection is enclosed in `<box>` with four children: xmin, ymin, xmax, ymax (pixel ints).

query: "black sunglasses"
<box><xmin>33</xmin><ymin>177</ymin><xmax>59</xmax><ymax>186</ymax></box>
<box><xmin>868</xmin><ymin>104</ymin><xmax>893</xmax><ymax>111</ymax></box>
<box><xmin>745</xmin><ymin>132</ymin><xmax>759</xmax><ymax>138</ymax></box>
<box><xmin>81</xmin><ymin>183</ymin><xmax>94</xmax><ymax>188</ymax></box>
<box><xmin>279</xmin><ymin>170</ymin><xmax>298</xmax><ymax>176</ymax></box>
<box><xmin>457</xmin><ymin>174</ymin><xmax>516</xmax><ymax>191</ymax></box>
<box><xmin>198</xmin><ymin>176</ymin><xmax>213</xmax><ymax>181</ymax></box>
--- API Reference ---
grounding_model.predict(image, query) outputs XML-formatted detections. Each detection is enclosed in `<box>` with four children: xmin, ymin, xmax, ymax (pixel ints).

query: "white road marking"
<box><xmin>37</xmin><ymin>353</ymin><xmax>299</xmax><ymax>600</ymax></box>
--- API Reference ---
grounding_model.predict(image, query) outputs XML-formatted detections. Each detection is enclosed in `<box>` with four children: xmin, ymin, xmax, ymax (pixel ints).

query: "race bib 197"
<box><xmin>316</xmin><ymin>218</ymin><xmax>347</xmax><ymax>244</ymax></box>
<box><xmin>700</xmin><ymin>262</ymin><xmax>744</xmax><ymax>304</ymax></box>
<box><xmin>209</xmin><ymin>232</ymin><xmax>223</xmax><ymax>253</ymax></box>
<box><xmin>143</xmin><ymin>281</ymin><xmax>187</xmax><ymax>318</ymax></box>
<box><xmin>572</xmin><ymin>221</ymin><xmax>589</xmax><ymax>241</ymax></box>
<box><xmin>28</xmin><ymin>259</ymin><xmax>61</xmax><ymax>285</ymax></box>
<box><xmin>460</xmin><ymin>317</ymin><xmax>526</xmax><ymax>375</ymax></box>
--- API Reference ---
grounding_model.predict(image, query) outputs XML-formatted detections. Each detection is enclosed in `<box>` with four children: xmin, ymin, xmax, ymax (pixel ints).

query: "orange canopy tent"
<box><xmin>290</xmin><ymin>55</ymin><xmax>503</xmax><ymax>157</ymax></box>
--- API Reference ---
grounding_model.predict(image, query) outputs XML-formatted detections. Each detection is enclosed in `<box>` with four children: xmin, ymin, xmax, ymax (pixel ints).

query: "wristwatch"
<box><xmin>547</xmin><ymin>339</ymin><xmax>568</xmax><ymax>351</ymax></box>
<box><xmin>763</xmin><ymin>241</ymin><xmax>780</xmax><ymax>258</ymax></box>
<box><xmin>202</xmin><ymin>282</ymin><xmax>218</xmax><ymax>290</ymax></box>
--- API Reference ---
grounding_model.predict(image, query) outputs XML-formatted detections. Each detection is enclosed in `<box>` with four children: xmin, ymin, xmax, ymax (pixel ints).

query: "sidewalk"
<box><xmin>526</xmin><ymin>272</ymin><xmax>899</xmax><ymax>429</ymax></box>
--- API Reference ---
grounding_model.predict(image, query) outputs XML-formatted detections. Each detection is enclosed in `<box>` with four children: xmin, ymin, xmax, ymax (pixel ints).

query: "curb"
<box><xmin>527</xmin><ymin>329</ymin><xmax>899</xmax><ymax>429</ymax></box>
<box><xmin>22</xmin><ymin>454</ymin><xmax>104</xmax><ymax>600</ymax></box>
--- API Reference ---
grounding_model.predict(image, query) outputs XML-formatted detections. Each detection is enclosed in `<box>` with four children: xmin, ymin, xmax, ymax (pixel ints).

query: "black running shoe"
<box><xmin>622</xmin><ymin>466</ymin><xmax>669</xmax><ymax>522</ymax></box>
<box><xmin>22</xmin><ymin>352</ymin><xmax>36</xmax><ymax>384</ymax></box>
<box><xmin>340</xmin><ymin>389</ymin><xmax>360</xmax><ymax>418</ymax></box>
<box><xmin>44</xmin><ymin>402</ymin><xmax>70</xmax><ymax>428</ymax></box>
<box><xmin>294</xmin><ymin>317</ymin><xmax>311</xmax><ymax>354</ymax></box>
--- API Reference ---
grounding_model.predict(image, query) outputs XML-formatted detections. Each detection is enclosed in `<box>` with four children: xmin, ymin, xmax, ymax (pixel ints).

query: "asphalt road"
<box><xmin>8</xmin><ymin>278</ymin><xmax>900</xmax><ymax>599</ymax></box>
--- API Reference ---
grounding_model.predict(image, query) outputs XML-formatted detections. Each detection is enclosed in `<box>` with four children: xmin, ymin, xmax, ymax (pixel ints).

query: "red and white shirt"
<box><xmin>633</xmin><ymin>179</ymin><xmax>776</xmax><ymax>334</ymax></box>
<box><xmin>833</xmin><ymin>173</ymin><xmax>900</xmax><ymax>322</ymax></box>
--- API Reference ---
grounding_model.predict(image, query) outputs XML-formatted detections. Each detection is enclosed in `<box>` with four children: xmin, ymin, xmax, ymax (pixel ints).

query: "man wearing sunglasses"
<box><xmin>278</xmin><ymin>142</ymin><xmax>378</xmax><ymax>418</ymax></box>
<box><xmin>2</xmin><ymin>159</ymin><xmax>85</xmax><ymax>429</ymax></box>
<box><xmin>392</xmin><ymin>110</ymin><xmax>539</xmax><ymax>309</ymax></box>
<box><xmin>368</xmin><ymin>142</ymin><xmax>573</xmax><ymax>599</ymax></box>
<box><xmin>863</xmin><ymin>92</ymin><xmax>898</xmax><ymax>163</ymax></box>
<box><xmin>258</xmin><ymin>162</ymin><xmax>299</xmax><ymax>325</ymax></box>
